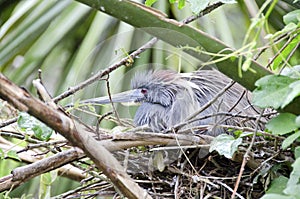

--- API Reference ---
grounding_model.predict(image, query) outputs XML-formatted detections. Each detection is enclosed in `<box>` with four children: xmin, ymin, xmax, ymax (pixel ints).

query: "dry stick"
<box><xmin>52</xmin><ymin>37</ymin><xmax>158</xmax><ymax>103</ymax></box>
<box><xmin>105</xmin><ymin>74</ymin><xmax>122</xmax><ymax>125</ymax></box>
<box><xmin>231</xmin><ymin>110</ymin><xmax>264</xmax><ymax>199</ymax></box>
<box><xmin>182</xmin><ymin>2</ymin><xmax>223</xmax><ymax>24</ymax></box>
<box><xmin>181</xmin><ymin>111</ymin><xmax>272</xmax><ymax>126</ymax></box>
<box><xmin>0</xmin><ymin>148</ymin><xmax>83</xmax><ymax>191</ymax></box>
<box><xmin>216</xmin><ymin>181</ymin><xmax>244</xmax><ymax>199</ymax></box>
<box><xmin>0</xmin><ymin>117</ymin><xmax>17</xmax><ymax>128</ymax></box>
<box><xmin>0</xmin><ymin>74</ymin><xmax>152</xmax><ymax>198</ymax></box>
<box><xmin>17</xmin><ymin>140</ymin><xmax>67</xmax><ymax>153</ymax></box>
<box><xmin>173</xmin><ymin>81</ymin><xmax>236</xmax><ymax>131</ymax></box>
<box><xmin>52</xmin><ymin>2</ymin><xmax>225</xmax><ymax>104</ymax></box>
<box><xmin>96</xmin><ymin>111</ymin><xmax>113</xmax><ymax>139</ymax></box>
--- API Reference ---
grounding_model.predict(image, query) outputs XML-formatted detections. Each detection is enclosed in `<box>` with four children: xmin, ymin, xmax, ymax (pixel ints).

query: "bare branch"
<box><xmin>0</xmin><ymin>148</ymin><xmax>83</xmax><ymax>191</ymax></box>
<box><xmin>0</xmin><ymin>73</ymin><xmax>152</xmax><ymax>199</ymax></box>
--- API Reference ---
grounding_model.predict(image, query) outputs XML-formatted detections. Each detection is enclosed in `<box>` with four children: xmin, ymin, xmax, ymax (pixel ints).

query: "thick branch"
<box><xmin>0</xmin><ymin>148</ymin><xmax>83</xmax><ymax>191</ymax></box>
<box><xmin>0</xmin><ymin>73</ymin><xmax>151</xmax><ymax>199</ymax></box>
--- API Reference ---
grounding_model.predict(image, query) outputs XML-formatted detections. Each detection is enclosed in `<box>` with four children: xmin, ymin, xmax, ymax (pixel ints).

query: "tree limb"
<box><xmin>0</xmin><ymin>73</ymin><xmax>152</xmax><ymax>199</ymax></box>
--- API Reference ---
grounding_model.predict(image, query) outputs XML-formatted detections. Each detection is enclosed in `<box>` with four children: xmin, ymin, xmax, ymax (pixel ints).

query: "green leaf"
<box><xmin>209</xmin><ymin>134</ymin><xmax>242</xmax><ymax>158</ymax></box>
<box><xmin>39</xmin><ymin>170</ymin><xmax>58</xmax><ymax>199</ymax></box>
<box><xmin>282</xmin><ymin>130</ymin><xmax>300</xmax><ymax>150</ymax></box>
<box><xmin>178</xmin><ymin>0</ymin><xmax>186</xmax><ymax>9</ymax></box>
<box><xmin>17</xmin><ymin>112</ymin><xmax>35</xmax><ymax>130</ymax></box>
<box><xmin>145</xmin><ymin>0</ymin><xmax>158</xmax><ymax>7</ymax></box>
<box><xmin>296</xmin><ymin>116</ymin><xmax>300</xmax><ymax>127</ymax></box>
<box><xmin>7</xmin><ymin>150</ymin><xmax>21</xmax><ymax>161</ymax></box>
<box><xmin>266</xmin><ymin>176</ymin><xmax>288</xmax><ymax>194</ymax></box>
<box><xmin>32</xmin><ymin>124</ymin><xmax>52</xmax><ymax>141</ymax></box>
<box><xmin>17</xmin><ymin>112</ymin><xmax>53</xmax><ymax>141</ymax></box>
<box><xmin>272</xmin><ymin>34</ymin><xmax>300</xmax><ymax>71</ymax></box>
<box><xmin>283</xmin><ymin>10</ymin><xmax>300</xmax><ymax>25</ymax></box>
<box><xmin>266</xmin><ymin>113</ymin><xmax>298</xmax><ymax>135</ymax></box>
<box><xmin>286</xmin><ymin>157</ymin><xmax>300</xmax><ymax>187</ymax></box>
<box><xmin>281</xmin><ymin>65</ymin><xmax>300</xmax><ymax>79</ymax></box>
<box><xmin>282</xmin><ymin>80</ymin><xmax>300</xmax><ymax>108</ymax></box>
<box><xmin>253</xmin><ymin>75</ymin><xmax>296</xmax><ymax>109</ymax></box>
<box><xmin>284</xmin><ymin>184</ymin><xmax>300</xmax><ymax>196</ymax></box>
<box><xmin>295</xmin><ymin>146</ymin><xmax>300</xmax><ymax>159</ymax></box>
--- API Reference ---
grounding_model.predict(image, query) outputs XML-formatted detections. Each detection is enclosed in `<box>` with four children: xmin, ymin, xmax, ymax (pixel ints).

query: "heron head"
<box><xmin>79</xmin><ymin>70</ymin><xmax>184</xmax><ymax>108</ymax></box>
<box><xmin>130</xmin><ymin>70</ymin><xmax>181</xmax><ymax>107</ymax></box>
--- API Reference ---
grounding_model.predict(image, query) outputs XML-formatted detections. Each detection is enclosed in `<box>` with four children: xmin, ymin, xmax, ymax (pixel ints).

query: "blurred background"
<box><xmin>0</xmin><ymin>0</ymin><xmax>299</xmax><ymax>197</ymax></box>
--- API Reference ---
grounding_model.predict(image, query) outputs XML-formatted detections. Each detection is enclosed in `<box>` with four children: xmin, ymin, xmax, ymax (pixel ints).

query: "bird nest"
<box><xmin>59</xmin><ymin>112</ymin><xmax>290</xmax><ymax>199</ymax></box>
<box><xmin>108</xmin><ymin>131</ymin><xmax>290</xmax><ymax>198</ymax></box>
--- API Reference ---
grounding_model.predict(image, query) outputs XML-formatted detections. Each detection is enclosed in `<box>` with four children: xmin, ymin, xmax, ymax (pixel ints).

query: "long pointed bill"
<box><xmin>80</xmin><ymin>89</ymin><xmax>144</xmax><ymax>106</ymax></box>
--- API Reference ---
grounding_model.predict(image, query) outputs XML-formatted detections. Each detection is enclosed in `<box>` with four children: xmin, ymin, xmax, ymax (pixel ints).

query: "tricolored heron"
<box><xmin>79</xmin><ymin>70</ymin><xmax>261</xmax><ymax>136</ymax></box>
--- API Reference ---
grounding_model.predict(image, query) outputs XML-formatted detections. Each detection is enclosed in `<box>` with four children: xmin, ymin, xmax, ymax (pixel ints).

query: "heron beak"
<box><xmin>80</xmin><ymin>89</ymin><xmax>144</xmax><ymax>106</ymax></box>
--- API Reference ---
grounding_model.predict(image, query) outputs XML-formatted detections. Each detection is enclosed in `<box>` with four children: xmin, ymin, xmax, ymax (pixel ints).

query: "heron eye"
<box><xmin>141</xmin><ymin>88</ymin><xmax>148</xmax><ymax>94</ymax></box>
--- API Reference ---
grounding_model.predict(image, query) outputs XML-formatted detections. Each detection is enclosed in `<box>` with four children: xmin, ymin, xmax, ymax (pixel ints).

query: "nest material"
<box><xmin>60</xmin><ymin>129</ymin><xmax>291</xmax><ymax>199</ymax></box>
<box><xmin>115</xmin><ymin>137</ymin><xmax>290</xmax><ymax>199</ymax></box>
<box><xmin>58</xmin><ymin>103</ymin><xmax>291</xmax><ymax>198</ymax></box>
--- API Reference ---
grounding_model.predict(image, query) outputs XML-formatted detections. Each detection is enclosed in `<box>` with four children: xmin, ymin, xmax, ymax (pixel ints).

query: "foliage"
<box><xmin>262</xmin><ymin>158</ymin><xmax>300</xmax><ymax>199</ymax></box>
<box><xmin>18</xmin><ymin>112</ymin><xmax>53</xmax><ymax>141</ymax></box>
<box><xmin>251</xmin><ymin>7</ymin><xmax>300</xmax><ymax>197</ymax></box>
<box><xmin>209</xmin><ymin>134</ymin><xmax>242</xmax><ymax>158</ymax></box>
<box><xmin>253</xmin><ymin>75</ymin><xmax>298</xmax><ymax>109</ymax></box>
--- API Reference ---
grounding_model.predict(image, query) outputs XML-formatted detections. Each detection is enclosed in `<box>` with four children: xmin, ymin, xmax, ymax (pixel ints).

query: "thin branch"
<box><xmin>53</xmin><ymin>2</ymin><xmax>225</xmax><ymax>104</ymax></box>
<box><xmin>0</xmin><ymin>73</ymin><xmax>152</xmax><ymax>199</ymax></box>
<box><xmin>105</xmin><ymin>74</ymin><xmax>122</xmax><ymax>125</ymax></box>
<box><xmin>172</xmin><ymin>81</ymin><xmax>236</xmax><ymax>131</ymax></box>
<box><xmin>53</xmin><ymin>37</ymin><xmax>158</xmax><ymax>103</ymax></box>
<box><xmin>265</xmin><ymin>33</ymin><xmax>299</xmax><ymax>69</ymax></box>
<box><xmin>182</xmin><ymin>2</ymin><xmax>224</xmax><ymax>24</ymax></box>
<box><xmin>0</xmin><ymin>117</ymin><xmax>17</xmax><ymax>128</ymax></box>
<box><xmin>231</xmin><ymin>109</ymin><xmax>265</xmax><ymax>199</ymax></box>
<box><xmin>0</xmin><ymin>148</ymin><xmax>84</xmax><ymax>191</ymax></box>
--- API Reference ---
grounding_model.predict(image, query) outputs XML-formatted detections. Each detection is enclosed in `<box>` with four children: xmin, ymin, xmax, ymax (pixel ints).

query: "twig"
<box><xmin>265</xmin><ymin>33</ymin><xmax>299</xmax><ymax>69</ymax></box>
<box><xmin>182</xmin><ymin>2</ymin><xmax>224</xmax><ymax>24</ymax></box>
<box><xmin>250</xmin><ymin>151</ymin><xmax>280</xmax><ymax>177</ymax></box>
<box><xmin>0</xmin><ymin>117</ymin><xmax>17</xmax><ymax>128</ymax></box>
<box><xmin>280</xmin><ymin>39</ymin><xmax>300</xmax><ymax>69</ymax></box>
<box><xmin>96</xmin><ymin>111</ymin><xmax>113</xmax><ymax>140</ymax></box>
<box><xmin>17</xmin><ymin>140</ymin><xmax>67</xmax><ymax>153</ymax></box>
<box><xmin>186</xmin><ymin>81</ymin><xmax>235</xmax><ymax>121</ymax></box>
<box><xmin>0</xmin><ymin>148</ymin><xmax>84</xmax><ymax>192</ymax></box>
<box><xmin>231</xmin><ymin>109</ymin><xmax>264</xmax><ymax>199</ymax></box>
<box><xmin>105</xmin><ymin>74</ymin><xmax>122</xmax><ymax>125</ymax></box>
<box><xmin>177</xmin><ymin>110</ymin><xmax>271</xmax><ymax>132</ymax></box>
<box><xmin>53</xmin><ymin>37</ymin><xmax>158</xmax><ymax>103</ymax></box>
<box><xmin>216</xmin><ymin>181</ymin><xmax>244</xmax><ymax>199</ymax></box>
